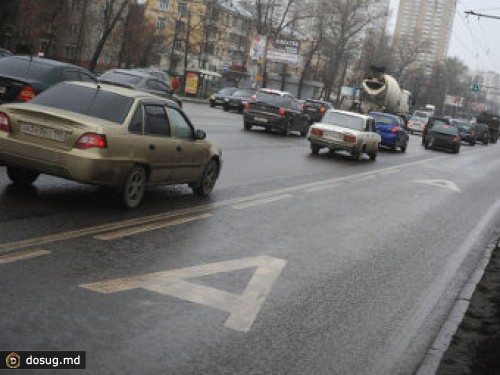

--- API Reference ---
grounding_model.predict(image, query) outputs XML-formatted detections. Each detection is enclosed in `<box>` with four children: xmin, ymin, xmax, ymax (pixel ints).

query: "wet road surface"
<box><xmin>1</xmin><ymin>103</ymin><xmax>500</xmax><ymax>374</ymax></box>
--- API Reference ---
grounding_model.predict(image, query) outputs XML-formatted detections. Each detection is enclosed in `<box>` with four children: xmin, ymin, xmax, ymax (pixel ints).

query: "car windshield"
<box><xmin>305</xmin><ymin>101</ymin><xmax>326</xmax><ymax>109</ymax></box>
<box><xmin>370</xmin><ymin>114</ymin><xmax>397</xmax><ymax>125</ymax></box>
<box><xmin>232</xmin><ymin>90</ymin><xmax>253</xmax><ymax>98</ymax></box>
<box><xmin>255</xmin><ymin>92</ymin><xmax>287</xmax><ymax>106</ymax></box>
<box><xmin>0</xmin><ymin>57</ymin><xmax>56</xmax><ymax>81</ymax></box>
<box><xmin>99</xmin><ymin>71</ymin><xmax>142</xmax><ymax>86</ymax></box>
<box><xmin>433</xmin><ymin>123</ymin><xmax>458</xmax><ymax>134</ymax></box>
<box><xmin>453</xmin><ymin>121</ymin><xmax>470</xmax><ymax>130</ymax></box>
<box><xmin>414</xmin><ymin>111</ymin><xmax>429</xmax><ymax>118</ymax></box>
<box><xmin>322</xmin><ymin>111</ymin><xmax>364</xmax><ymax>130</ymax></box>
<box><xmin>218</xmin><ymin>87</ymin><xmax>238</xmax><ymax>95</ymax></box>
<box><xmin>31</xmin><ymin>83</ymin><xmax>133</xmax><ymax>124</ymax></box>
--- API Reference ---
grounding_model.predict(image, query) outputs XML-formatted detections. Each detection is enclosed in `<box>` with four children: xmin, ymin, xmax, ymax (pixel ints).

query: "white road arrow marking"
<box><xmin>80</xmin><ymin>256</ymin><xmax>287</xmax><ymax>333</ymax></box>
<box><xmin>416</xmin><ymin>179</ymin><xmax>461</xmax><ymax>193</ymax></box>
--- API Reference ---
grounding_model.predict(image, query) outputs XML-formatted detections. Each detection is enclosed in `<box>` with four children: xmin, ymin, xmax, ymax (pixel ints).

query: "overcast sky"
<box><xmin>388</xmin><ymin>0</ymin><xmax>500</xmax><ymax>74</ymax></box>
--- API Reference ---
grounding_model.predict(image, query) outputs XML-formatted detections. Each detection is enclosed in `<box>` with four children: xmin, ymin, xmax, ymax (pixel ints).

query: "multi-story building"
<box><xmin>392</xmin><ymin>0</ymin><xmax>458</xmax><ymax>77</ymax></box>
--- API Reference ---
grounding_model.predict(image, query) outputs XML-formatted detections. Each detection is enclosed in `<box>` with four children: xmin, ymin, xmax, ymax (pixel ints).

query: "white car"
<box><xmin>308</xmin><ymin>110</ymin><xmax>381</xmax><ymax>161</ymax></box>
<box><xmin>408</xmin><ymin>111</ymin><xmax>430</xmax><ymax>133</ymax></box>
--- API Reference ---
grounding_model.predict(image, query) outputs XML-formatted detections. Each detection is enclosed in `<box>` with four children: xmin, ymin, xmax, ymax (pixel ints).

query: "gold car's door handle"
<box><xmin>149</xmin><ymin>144</ymin><xmax>156</xmax><ymax>151</ymax></box>
<box><xmin>176</xmin><ymin>145</ymin><xmax>182</xmax><ymax>152</ymax></box>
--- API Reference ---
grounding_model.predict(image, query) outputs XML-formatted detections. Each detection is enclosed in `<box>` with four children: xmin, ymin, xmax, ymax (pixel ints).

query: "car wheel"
<box><xmin>310</xmin><ymin>143</ymin><xmax>321</xmax><ymax>155</ymax></box>
<box><xmin>193</xmin><ymin>159</ymin><xmax>219</xmax><ymax>197</ymax></box>
<box><xmin>238</xmin><ymin>107</ymin><xmax>243</xmax><ymax>114</ymax></box>
<box><xmin>282</xmin><ymin>122</ymin><xmax>291</xmax><ymax>137</ymax></box>
<box><xmin>401</xmin><ymin>142</ymin><xmax>407</xmax><ymax>153</ymax></box>
<box><xmin>424</xmin><ymin>140</ymin><xmax>429</xmax><ymax>149</ymax></box>
<box><xmin>209</xmin><ymin>102</ymin><xmax>215</xmax><ymax>108</ymax></box>
<box><xmin>121</xmin><ymin>165</ymin><xmax>146</xmax><ymax>209</ymax></box>
<box><xmin>454</xmin><ymin>146</ymin><xmax>460</xmax><ymax>154</ymax></box>
<box><xmin>470</xmin><ymin>140</ymin><xmax>475</xmax><ymax>146</ymax></box>
<box><xmin>484</xmin><ymin>135</ymin><xmax>489</xmax><ymax>145</ymax></box>
<box><xmin>353</xmin><ymin>150</ymin><xmax>363</xmax><ymax>162</ymax></box>
<box><xmin>369</xmin><ymin>150</ymin><xmax>377</xmax><ymax>161</ymax></box>
<box><xmin>223</xmin><ymin>105</ymin><xmax>229</xmax><ymax>112</ymax></box>
<box><xmin>300</xmin><ymin>127</ymin><xmax>308</xmax><ymax>137</ymax></box>
<box><xmin>243</xmin><ymin>121</ymin><xmax>252</xmax><ymax>131</ymax></box>
<box><xmin>6</xmin><ymin>167</ymin><xmax>39</xmax><ymax>186</ymax></box>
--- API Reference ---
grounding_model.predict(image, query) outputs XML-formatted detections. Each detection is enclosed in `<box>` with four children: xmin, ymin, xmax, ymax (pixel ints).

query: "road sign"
<box><xmin>472</xmin><ymin>84</ymin><xmax>480</xmax><ymax>92</ymax></box>
<box><xmin>80</xmin><ymin>256</ymin><xmax>287</xmax><ymax>333</ymax></box>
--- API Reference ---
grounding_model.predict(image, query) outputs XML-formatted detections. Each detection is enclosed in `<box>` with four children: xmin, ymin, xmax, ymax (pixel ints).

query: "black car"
<box><xmin>243</xmin><ymin>89</ymin><xmax>310</xmax><ymax>136</ymax></box>
<box><xmin>475</xmin><ymin>123</ymin><xmax>490</xmax><ymax>145</ymax></box>
<box><xmin>453</xmin><ymin>120</ymin><xmax>476</xmax><ymax>146</ymax></box>
<box><xmin>209</xmin><ymin>87</ymin><xmax>238</xmax><ymax>108</ymax></box>
<box><xmin>0</xmin><ymin>56</ymin><xmax>96</xmax><ymax>104</ymax></box>
<box><xmin>422</xmin><ymin>117</ymin><xmax>452</xmax><ymax>145</ymax></box>
<box><xmin>423</xmin><ymin>120</ymin><xmax>461</xmax><ymax>153</ymax></box>
<box><xmin>303</xmin><ymin>99</ymin><xmax>333</xmax><ymax>123</ymax></box>
<box><xmin>99</xmin><ymin>69</ymin><xmax>182</xmax><ymax>107</ymax></box>
<box><xmin>223</xmin><ymin>89</ymin><xmax>256</xmax><ymax>113</ymax></box>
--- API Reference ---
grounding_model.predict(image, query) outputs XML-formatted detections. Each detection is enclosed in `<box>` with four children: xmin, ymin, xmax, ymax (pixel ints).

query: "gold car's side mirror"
<box><xmin>195</xmin><ymin>129</ymin><xmax>206</xmax><ymax>140</ymax></box>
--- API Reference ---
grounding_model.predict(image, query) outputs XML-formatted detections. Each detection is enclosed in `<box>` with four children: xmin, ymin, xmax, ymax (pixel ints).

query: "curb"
<box><xmin>179</xmin><ymin>97</ymin><xmax>209</xmax><ymax>105</ymax></box>
<box><xmin>416</xmin><ymin>237</ymin><xmax>499</xmax><ymax>374</ymax></box>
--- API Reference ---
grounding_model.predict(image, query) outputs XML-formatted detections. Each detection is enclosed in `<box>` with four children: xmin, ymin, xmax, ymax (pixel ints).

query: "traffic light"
<box><xmin>472</xmin><ymin>84</ymin><xmax>480</xmax><ymax>92</ymax></box>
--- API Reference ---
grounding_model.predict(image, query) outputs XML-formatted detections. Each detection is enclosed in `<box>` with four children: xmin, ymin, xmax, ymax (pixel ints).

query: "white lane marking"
<box><xmin>0</xmin><ymin>249</ymin><xmax>51</xmax><ymax>265</ymax></box>
<box><xmin>416</xmin><ymin>179</ymin><xmax>461</xmax><ymax>193</ymax></box>
<box><xmin>304</xmin><ymin>182</ymin><xmax>342</xmax><ymax>193</ymax></box>
<box><xmin>1</xmin><ymin>149</ymin><xmax>493</xmax><ymax>254</ymax></box>
<box><xmin>230</xmin><ymin>194</ymin><xmax>292</xmax><ymax>210</ymax></box>
<box><xmin>378</xmin><ymin>168</ymin><xmax>401</xmax><ymax>175</ymax></box>
<box><xmin>350</xmin><ymin>175</ymin><xmax>377</xmax><ymax>183</ymax></box>
<box><xmin>80</xmin><ymin>256</ymin><xmax>287</xmax><ymax>333</ymax></box>
<box><xmin>94</xmin><ymin>213</ymin><xmax>212</xmax><ymax>241</ymax></box>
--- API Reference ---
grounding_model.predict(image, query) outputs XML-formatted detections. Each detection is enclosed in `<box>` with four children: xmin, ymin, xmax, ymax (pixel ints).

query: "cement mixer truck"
<box><xmin>360</xmin><ymin>72</ymin><xmax>410</xmax><ymax>118</ymax></box>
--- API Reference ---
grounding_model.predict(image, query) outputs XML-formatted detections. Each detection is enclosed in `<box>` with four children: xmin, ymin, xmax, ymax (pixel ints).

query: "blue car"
<box><xmin>369</xmin><ymin>112</ymin><xmax>409</xmax><ymax>152</ymax></box>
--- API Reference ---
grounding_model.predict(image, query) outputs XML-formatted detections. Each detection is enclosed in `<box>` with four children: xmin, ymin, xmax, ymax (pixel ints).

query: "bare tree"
<box><xmin>389</xmin><ymin>34</ymin><xmax>429</xmax><ymax>83</ymax></box>
<box><xmin>297</xmin><ymin>18</ymin><xmax>323</xmax><ymax>98</ymax></box>
<box><xmin>89</xmin><ymin>0</ymin><xmax>129</xmax><ymax>72</ymax></box>
<box><xmin>18</xmin><ymin>0</ymin><xmax>70</xmax><ymax>56</ymax></box>
<box><xmin>319</xmin><ymin>0</ymin><xmax>387</xmax><ymax>101</ymax></box>
<box><xmin>118</xmin><ymin>2</ymin><xmax>155</xmax><ymax>68</ymax></box>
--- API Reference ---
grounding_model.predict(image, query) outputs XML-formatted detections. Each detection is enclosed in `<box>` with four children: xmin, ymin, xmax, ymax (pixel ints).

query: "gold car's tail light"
<box><xmin>74</xmin><ymin>133</ymin><xmax>107</xmax><ymax>149</ymax></box>
<box><xmin>343</xmin><ymin>134</ymin><xmax>356</xmax><ymax>143</ymax></box>
<box><xmin>17</xmin><ymin>85</ymin><xmax>36</xmax><ymax>102</ymax></box>
<box><xmin>0</xmin><ymin>112</ymin><xmax>11</xmax><ymax>133</ymax></box>
<box><xmin>310</xmin><ymin>128</ymin><xmax>323</xmax><ymax>136</ymax></box>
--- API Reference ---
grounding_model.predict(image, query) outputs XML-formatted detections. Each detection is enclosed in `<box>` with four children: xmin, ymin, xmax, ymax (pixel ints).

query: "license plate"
<box><xmin>254</xmin><ymin>117</ymin><xmax>268</xmax><ymax>123</ymax></box>
<box><xmin>324</xmin><ymin>131</ymin><xmax>341</xmax><ymax>139</ymax></box>
<box><xmin>0</xmin><ymin>86</ymin><xmax>5</xmax><ymax>95</ymax></box>
<box><xmin>20</xmin><ymin>123</ymin><xmax>67</xmax><ymax>142</ymax></box>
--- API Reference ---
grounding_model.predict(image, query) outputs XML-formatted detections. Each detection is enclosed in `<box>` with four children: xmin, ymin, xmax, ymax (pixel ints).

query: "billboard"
<box><xmin>445</xmin><ymin>95</ymin><xmax>464</xmax><ymax>108</ymax></box>
<box><xmin>266</xmin><ymin>38</ymin><xmax>300</xmax><ymax>65</ymax></box>
<box><xmin>250</xmin><ymin>35</ymin><xmax>267</xmax><ymax>61</ymax></box>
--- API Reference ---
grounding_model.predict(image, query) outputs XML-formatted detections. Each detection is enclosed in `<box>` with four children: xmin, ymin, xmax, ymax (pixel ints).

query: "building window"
<box><xmin>175</xmin><ymin>20</ymin><xmax>185</xmax><ymax>32</ymax></box>
<box><xmin>159</xmin><ymin>0</ymin><xmax>168</xmax><ymax>11</ymax></box>
<box><xmin>174</xmin><ymin>40</ymin><xmax>182</xmax><ymax>50</ymax></box>
<box><xmin>157</xmin><ymin>17</ymin><xmax>166</xmax><ymax>29</ymax></box>
<box><xmin>178</xmin><ymin>2</ymin><xmax>188</xmax><ymax>15</ymax></box>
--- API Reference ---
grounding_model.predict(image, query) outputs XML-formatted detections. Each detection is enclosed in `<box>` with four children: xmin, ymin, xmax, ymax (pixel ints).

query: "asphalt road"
<box><xmin>1</xmin><ymin>103</ymin><xmax>500</xmax><ymax>374</ymax></box>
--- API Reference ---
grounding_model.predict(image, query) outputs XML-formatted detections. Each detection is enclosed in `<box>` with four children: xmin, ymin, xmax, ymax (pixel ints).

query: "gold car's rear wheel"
<box><xmin>193</xmin><ymin>159</ymin><xmax>219</xmax><ymax>197</ymax></box>
<box><xmin>122</xmin><ymin>165</ymin><xmax>146</xmax><ymax>209</ymax></box>
<box><xmin>6</xmin><ymin>167</ymin><xmax>39</xmax><ymax>186</ymax></box>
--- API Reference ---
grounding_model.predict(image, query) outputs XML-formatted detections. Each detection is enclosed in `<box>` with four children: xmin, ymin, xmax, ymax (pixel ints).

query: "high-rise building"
<box><xmin>393</xmin><ymin>0</ymin><xmax>457</xmax><ymax>76</ymax></box>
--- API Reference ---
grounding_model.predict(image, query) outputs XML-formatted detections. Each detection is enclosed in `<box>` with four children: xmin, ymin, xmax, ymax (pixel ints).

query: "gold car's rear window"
<box><xmin>31</xmin><ymin>83</ymin><xmax>133</xmax><ymax>124</ymax></box>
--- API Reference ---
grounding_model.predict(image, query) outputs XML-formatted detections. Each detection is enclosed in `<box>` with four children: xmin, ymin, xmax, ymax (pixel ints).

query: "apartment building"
<box><xmin>393</xmin><ymin>0</ymin><xmax>458</xmax><ymax>77</ymax></box>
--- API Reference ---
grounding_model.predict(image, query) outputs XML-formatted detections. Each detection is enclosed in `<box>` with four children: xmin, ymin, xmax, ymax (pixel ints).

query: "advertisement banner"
<box><xmin>266</xmin><ymin>38</ymin><xmax>300</xmax><ymax>65</ymax></box>
<box><xmin>445</xmin><ymin>95</ymin><xmax>464</xmax><ymax>108</ymax></box>
<box><xmin>184</xmin><ymin>72</ymin><xmax>199</xmax><ymax>95</ymax></box>
<box><xmin>250</xmin><ymin>35</ymin><xmax>267</xmax><ymax>61</ymax></box>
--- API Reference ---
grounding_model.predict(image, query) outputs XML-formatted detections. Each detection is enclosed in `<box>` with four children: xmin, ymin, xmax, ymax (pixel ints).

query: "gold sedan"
<box><xmin>0</xmin><ymin>82</ymin><xmax>222</xmax><ymax>208</ymax></box>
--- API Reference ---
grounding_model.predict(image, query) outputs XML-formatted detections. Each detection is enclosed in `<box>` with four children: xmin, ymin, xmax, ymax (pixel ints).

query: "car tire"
<box><xmin>310</xmin><ymin>143</ymin><xmax>321</xmax><ymax>155</ymax></box>
<box><xmin>223</xmin><ymin>105</ymin><xmax>229</xmax><ymax>112</ymax></box>
<box><xmin>424</xmin><ymin>140</ymin><xmax>429</xmax><ymax>149</ymax></box>
<box><xmin>484</xmin><ymin>136</ymin><xmax>489</xmax><ymax>145</ymax></box>
<box><xmin>209</xmin><ymin>102</ymin><xmax>215</xmax><ymax>108</ymax></box>
<box><xmin>401</xmin><ymin>142</ymin><xmax>407</xmax><ymax>153</ymax></box>
<box><xmin>369</xmin><ymin>151</ymin><xmax>377</xmax><ymax>161</ymax></box>
<box><xmin>282</xmin><ymin>122</ymin><xmax>291</xmax><ymax>137</ymax></box>
<box><xmin>121</xmin><ymin>165</ymin><xmax>146</xmax><ymax>209</ymax></box>
<box><xmin>6</xmin><ymin>167</ymin><xmax>39</xmax><ymax>186</ymax></box>
<box><xmin>300</xmin><ymin>127</ymin><xmax>308</xmax><ymax>137</ymax></box>
<box><xmin>353</xmin><ymin>150</ymin><xmax>363</xmax><ymax>162</ymax></box>
<box><xmin>193</xmin><ymin>159</ymin><xmax>219</xmax><ymax>197</ymax></box>
<box><xmin>238</xmin><ymin>107</ymin><xmax>243</xmax><ymax>114</ymax></box>
<box><xmin>244</xmin><ymin>121</ymin><xmax>252</xmax><ymax>131</ymax></box>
